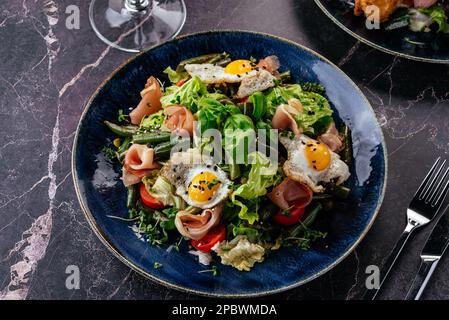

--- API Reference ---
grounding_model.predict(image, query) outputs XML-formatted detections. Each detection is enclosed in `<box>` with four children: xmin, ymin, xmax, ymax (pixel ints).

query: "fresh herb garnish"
<box><xmin>153</xmin><ymin>262</ymin><xmax>163</xmax><ymax>269</ymax></box>
<box><xmin>199</xmin><ymin>265</ymin><xmax>220</xmax><ymax>276</ymax></box>
<box><xmin>117</xmin><ymin>109</ymin><xmax>127</xmax><ymax>122</ymax></box>
<box><xmin>207</xmin><ymin>178</ymin><xmax>221</xmax><ymax>190</ymax></box>
<box><xmin>101</xmin><ymin>146</ymin><xmax>116</xmax><ymax>161</ymax></box>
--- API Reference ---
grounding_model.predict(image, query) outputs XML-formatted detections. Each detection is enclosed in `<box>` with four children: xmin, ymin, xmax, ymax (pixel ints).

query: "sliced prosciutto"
<box><xmin>318</xmin><ymin>122</ymin><xmax>344</xmax><ymax>153</ymax></box>
<box><xmin>175</xmin><ymin>205</ymin><xmax>223</xmax><ymax>240</ymax></box>
<box><xmin>272</xmin><ymin>99</ymin><xmax>303</xmax><ymax>136</ymax></box>
<box><xmin>130</xmin><ymin>76</ymin><xmax>163</xmax><ymax>125</ymax></box>
<box><xmin>122</xmin><ymin>144</ymin><xmax>159</xmax><ymax>186</ymax></box>
<box><xmin>257</xmin><ymin>55</ymin><xmax>281</xmax><ymax>74</ymax></box>
<box><xmin>268</xmin><ymin>178</ymin><xmax>313</xmax><ymax>210</ymax></box>
<box><xmin>163</xmin><ymin>105</ymin><xmax>195</xmax><ymax>136</ymax></box>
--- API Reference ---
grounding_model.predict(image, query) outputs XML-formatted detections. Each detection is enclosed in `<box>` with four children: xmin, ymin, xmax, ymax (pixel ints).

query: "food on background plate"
<box><xmin>102</xmin><ymin>52</ymin><xmax>352</xmax><ymax>272</ymax></box>
<box><xmin>354</xmin><ymin>0</ymin><xmax>449</xmax><ymax>34</ymax></box>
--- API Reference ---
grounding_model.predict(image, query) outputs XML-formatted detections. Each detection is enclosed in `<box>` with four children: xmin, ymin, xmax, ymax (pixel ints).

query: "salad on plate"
<box><xmin>354</xmin><ymin>0</ymin><xmax>449</xmax><ymax>33</ymax></box>
<box><xmin>102</xmin><ymin>53</ymin><xmax>352</xmax><ymax>272</ymax></box>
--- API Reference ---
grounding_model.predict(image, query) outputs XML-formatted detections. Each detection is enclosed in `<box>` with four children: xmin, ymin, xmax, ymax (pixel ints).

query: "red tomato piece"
<box><xmin>191</xmin><ymin>224</ymin><xmax>226</xmax><ymax>253</ymax></box>
<box><xmin>273</xmin><ymin>205</ymin><xmax>306</xmax><ymax>226</ymax></box>
<box><xmin>140</xmin><ymin>183</ymin><xmax>165</xmax><ymax>209</ymax></box>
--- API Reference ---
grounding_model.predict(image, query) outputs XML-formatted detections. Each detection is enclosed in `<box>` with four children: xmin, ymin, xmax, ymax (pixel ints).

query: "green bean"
<box><xmin>132</xmin><ymin>132</ymin><xmax>171</xmax><ymax>145</ymax></box>
<box><xmin>127</xmin><ymin>184</ymin><xmax>139</xmax><ymax>209</ymax></box>
<box><xmin>117</xmin><ymin>137</ymin><xmax>131</xmax><ymax>154</ymax></box>
<box><xmin>176</xmin><ymin>53</ymin><xmax>229</xmax><ymax>73</ymax></box>
<box><xmin>118</xmin><ymin>151</ymin><xmax>127</xmax><ymax>163</ymax></box>
<box><xmin>289</xmin><ymin>203</ymin><xmax>323</xmax><ymax>237</ymax></box>
<box><xmin>279</xmin><ymin>70</ymin><xmax>291</xmax><ymax>82</ymax></box>
<box><xmin>104</xmin><ymin>121</ymin><xmax>138</xmax><ymax>137</ymax></box>
<box><xmin>334</xmin><ymin>185</ymin><xmax>351</xmax><ymax>200</ymax></box>
<box><xmin>154</xmin><ymin>141</ymin><xmax>176</xmax><ymax>159</ymax></box>
<box><xmin>312</xmin><ymin>194</ymin><xmax>334</xmax><ymax>200</ymax></box>
<box><xmin>214</xmin><ymin>57</ymin><xmax>232</xmax><ymax>67</ymax></box>
<box><xmin>229</xmin><ymin>163</ymin><xmax>241</xmax><ymax>181</ymax></box>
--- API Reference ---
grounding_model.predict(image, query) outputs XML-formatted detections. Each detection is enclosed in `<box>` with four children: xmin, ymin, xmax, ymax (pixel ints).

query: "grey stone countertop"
<box><xmin>1</xmin><ymin>0</ymin><xmax>449</xmax><ymax>300</ymax></box>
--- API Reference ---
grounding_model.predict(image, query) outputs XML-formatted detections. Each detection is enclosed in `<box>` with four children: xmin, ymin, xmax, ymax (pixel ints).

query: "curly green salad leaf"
<box><xmin>295</xmin><ymin>92</ymin><xmax>333</xmax><ymax>135</ymax></box>
<box><xmin>163</xmin><ymin>66</ymin><xmax>188</xmax><ymax>84</ymax></box>
<box><xmin>265</xmin><ymin>83</ymin><xmax>333</xmax><ymax>136</ymax></box>
<box><xmin>223</xmin><ymin>114</ymin><xmax>255</xmax><ymax>164</ymax></box>
<box><xmin>160</xmin><ymin>76</ymin><xmax>208</xmax><ymax>112</ymax></box>
<box><xmin>265</xmin><ymin>83</ymin><xmax>302</xmax><ymax>117</ymax></box>
<box><xmin>248</xmin><ymin>92</ymin><xmax>267</xmax><ymax>121</ymax></box>
<box><xmin>196</xmin><ymin>97</ymin><xmax>240</xmax><ymax>132</ymax></box>
<box><xmin>419</xmin><ymin>5</ymin><xmax>449</xmax><ymax>33</ymax></box>
<box><xmin>231</xmin><ymin>153</ymin><xmax>282</xmax><ymax>224</ymax></box>
<box><xmin>140</xmin><ymin>110</ymin><xmax>165</xmax><ymax>130</ymax></box>
<box><xmin>143</xmin><ymin>176</ymin><xmax>186</xmax><ymax>209</ymax></box>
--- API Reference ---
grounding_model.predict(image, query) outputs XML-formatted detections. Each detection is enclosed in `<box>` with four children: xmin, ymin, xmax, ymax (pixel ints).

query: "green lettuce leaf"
<box><xmin>196</xmin><ymin>97</ymin><xmax>240</xmax><ymax>133</ymax></box>
<box><xmin>419</xmin><ymin>5</ymin><xmax>449</xmax><ymax>33</ymax></box>
<box><xmin>160</xmin><ymin>76</ymin><xmax>208</xmax><ymax>113</ymax></box>
<box><xmin>230</xmin><ymin>196</ymin><xmax>260</xmax><ymax>225</ymax></box>
<box><xmin>265</xmin><ymin>84</ymin><xmax>302</xmax><ymax>118</ymax></box>
<box><xmin>223</xmin><ymin>114</ymin><xmax>255</xmax><ymax>164</ymax></box>
<box><xmin>231</xmin><ymin>153</ymin><xmax>282</xmax><ymax>224</ymax></box>
<box><xmin>143</xmin><ymin>176</ymin><xmax>185</xmax><ymax>209</ymax></box>
<box><xmin>140</xmin><ymin>110</ymin><xmax>165</xmax><ymax>130</ymax></box>
<box><xmin>295</xmin><ymin>92</ymin><xmax>333</xmax><ymax>135</ymax></box>
<box><xmin>233</xmin><ymin>152</ymin><xmax>281</xmax><ymax>200</ymax></box>
<box><xmin>163</xmin><ymin>66</ymin><xmax>188</xmax><ymax>84</ymax></box>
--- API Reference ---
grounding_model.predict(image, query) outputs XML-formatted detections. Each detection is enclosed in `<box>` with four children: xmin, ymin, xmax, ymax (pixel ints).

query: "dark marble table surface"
<box><xmin>1</xmin><ymin>0</ymin><xmax>449</xmax><ymax>300</ymax></box>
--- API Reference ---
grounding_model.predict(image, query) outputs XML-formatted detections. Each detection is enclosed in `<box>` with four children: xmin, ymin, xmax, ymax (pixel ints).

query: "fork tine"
<box><xmin>416</xmin><ymin>157</ymin><xmax>442</xmax><ymax>199</ymax></box>
<box><xmin>423</xmin><ymin>159</ymin><xmax>447</xmax><ymax>201</ymax></box>
<box><xmin>428</xmin><ymin>166</ymin><xmax>449</xmax><ymax>204</ymax></box>
<box><xmin>432</xmin><ymin>172</ymin><xmax>449</xmax><ymax>208</ymax></box>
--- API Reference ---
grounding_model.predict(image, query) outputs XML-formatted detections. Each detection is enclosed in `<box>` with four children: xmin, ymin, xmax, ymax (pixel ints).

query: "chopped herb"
<box><xmin>207</xmin><ymin>178</ymin><xmax>221</xmax><ymax>190</ymax></box>
<box><xmin>153</xmin><ymin>262</ymin><xmax>163</xmax><ymax>269</ymax></box>
<box><xmin>117</xmin><ymin>109</ymin><xmax>127</xmax><ymax>122</ymax></box>
<box><xmin>102</xmin><ymin>146</ymin><xmax>116</xmax><ymax>161</ymax></box>
<box><xmin>199</xmin><ymin>265</ymin><xmax>220</xmax><ymax>276</ymax></box>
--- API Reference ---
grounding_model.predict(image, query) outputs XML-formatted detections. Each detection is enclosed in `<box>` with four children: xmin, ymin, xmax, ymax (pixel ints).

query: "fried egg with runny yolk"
<box><xmin>224</xmin><ymin>60</ymin><xmax>253</xmax><ymax>75</ymax></box>
<box><xmin>184</xmin><ymin>60</ymin><xmax>258</xmax><ymax>84</ymax></box>
<box><xmin>161</xmin><ymin>150</ymin><xmax>232</xmax><ymax>209</ymax></box>
<box><xmin>188</xmin><ymin>171</ymin><xmax>222</xmax><ymax>204</ymax></box>
<box><xmin>280</xmin><ymin>134</ymin><xmax>350</xmax><ymax>193</ymax></box>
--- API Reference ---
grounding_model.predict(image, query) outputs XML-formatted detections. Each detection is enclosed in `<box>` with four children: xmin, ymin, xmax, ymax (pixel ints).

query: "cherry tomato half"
<box><xmin>273</xmin><ymin>205</ymin><xmax>306</xmax><ymax>226</ymax></box>
<box><xmin>140</xmin><ymin>183</ymin><xmax>165</xmax><ymax>209</ymax></box>
<box><xmin>176</xmin><ymin>78</ymin><xmax>188</xmax><ymax>87</ymax></box>
<box><xmin>191</xmin><ymin>224</ymin><xmax>226</xmax><ymax>253</ymax></box>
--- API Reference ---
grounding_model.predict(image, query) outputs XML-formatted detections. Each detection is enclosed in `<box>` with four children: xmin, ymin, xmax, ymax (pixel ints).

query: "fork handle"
<box><xmin>363</xmin><ymin>222</ymin><xmax>417</xmax><ymax>300</ymax></box>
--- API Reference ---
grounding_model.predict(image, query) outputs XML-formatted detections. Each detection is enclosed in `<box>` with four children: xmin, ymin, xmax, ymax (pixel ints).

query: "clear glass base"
<box><xmin>89</xmin><ymin>0</ymin><xmax>186</xmax><ymax>53</ymax></box>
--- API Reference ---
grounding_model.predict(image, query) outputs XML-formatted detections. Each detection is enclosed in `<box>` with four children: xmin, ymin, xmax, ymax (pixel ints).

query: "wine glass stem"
<box><xmin>125</xmin><ymin>0</ymin><xmax>151</xmax><ymax>12</ymax></box>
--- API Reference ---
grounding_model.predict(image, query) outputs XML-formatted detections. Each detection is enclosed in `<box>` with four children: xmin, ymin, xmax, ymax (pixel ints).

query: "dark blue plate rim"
<box><xmin>313</xmin><ymin>0</ymin><xmax>449</xmax><ymax>64</ymax></box>
<box><xmin>71</xmin><ymin>30</ymin><xmax>388</xmax><ymax>297</ymax></box>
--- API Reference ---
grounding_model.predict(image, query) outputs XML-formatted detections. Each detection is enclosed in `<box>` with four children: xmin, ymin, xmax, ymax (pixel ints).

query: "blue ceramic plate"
<box><xmin>314</xmin><ymin>0</ymin><xmax>449</xmax><ymax>63</ymax></box>
<box><xmin>72</xmin><ymin>31</ymin><xmax>387</xmax><ymax>297</ymax></box>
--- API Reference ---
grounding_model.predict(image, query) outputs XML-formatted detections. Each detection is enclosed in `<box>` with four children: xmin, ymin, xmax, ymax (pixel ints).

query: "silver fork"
<box><xmin>364</xmin><ymin>157</ymin><xmax>449</xmax><ymax>300</ymax></box>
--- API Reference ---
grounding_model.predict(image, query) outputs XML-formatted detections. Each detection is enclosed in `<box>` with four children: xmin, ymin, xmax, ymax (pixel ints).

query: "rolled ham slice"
<box><xmin>257</xmin><ymin>55</ymin><xmax>280</xmax><ymax>74</ymax></box>
<box><xmin>175</xmin><ymin>205</ymin><xmax>223</xmax><ymax>240</ymax></box>
<box><xmin>272</xmin><ymin>100</ymin><xmax>303</xmax><ymax>136</ymax></box>
<box><xmin>163</xmin><ymin>105</ymin><xmax>195</xmax><ymax>136</ymax></box>
<box><xmin>318</xmin><ymin>122</ymin><xmax>344</xmax><ymax>153</ymax></box>
<box><xmin>268</xmin><ymin>178</ymin><xmax>313</xmax><ymax>210</ymax></box>
<box><xmin>122</xmin><ymin>144</ymin><xmax>160</xmax><ymax>186</ymax></box>
<box><xmin>130</xmin><ymin>76</ymin><xmax>163</xmax><ymax>125</ymax></box>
